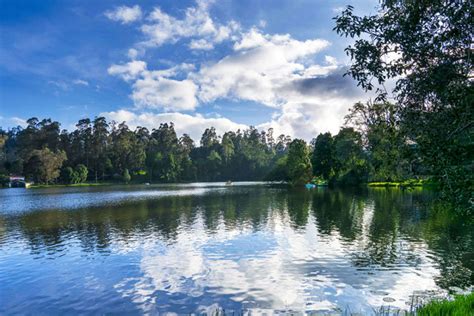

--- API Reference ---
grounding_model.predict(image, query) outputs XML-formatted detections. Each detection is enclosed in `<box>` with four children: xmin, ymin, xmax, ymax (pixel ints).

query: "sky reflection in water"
<box><xmin>0</xmin><ymin>184</ymin><xmax>472</xmax><ymax>314</ymax></box>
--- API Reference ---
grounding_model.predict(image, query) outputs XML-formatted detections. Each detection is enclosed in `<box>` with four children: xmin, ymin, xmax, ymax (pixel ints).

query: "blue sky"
<box><xmin>0</xmin><ymin>0</ymin><xmax>377</xmax><ymax>140</ymax></box>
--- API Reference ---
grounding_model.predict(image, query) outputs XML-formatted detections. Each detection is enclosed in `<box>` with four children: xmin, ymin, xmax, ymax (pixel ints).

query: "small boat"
<box><xmin>144</xmin><ymin>183</ymin><xmax>150</xmax><ymax>186</ymax></box>
<box><xmin>225</xmin><ymin>181</ymin><xmax>233</xmax><ymax>186</ymax></box>
<box><xmin>305</xmin><ymin>183</ymin><xmax>316</xmax><ymax>189</ymax></box>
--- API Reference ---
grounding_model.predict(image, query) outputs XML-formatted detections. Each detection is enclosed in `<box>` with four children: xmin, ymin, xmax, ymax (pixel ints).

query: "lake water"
<box><xmin>0</xmin><ymin>183</ymin><xmax>472</xmax><ymax>314</ymax></box>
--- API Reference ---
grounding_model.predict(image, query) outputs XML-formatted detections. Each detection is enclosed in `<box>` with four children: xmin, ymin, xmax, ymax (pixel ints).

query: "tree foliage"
<box><xmin>75</xmin><ymin>164</ymin><xmax>88</xmax><ymax>183</ymax></box>
<box><xmin>0</xmin><ymin>117</ymin><xmax>293</xmax><ymax>184</ymax></box>
<box><xmin>334</xmin><ymin>0</ymin><xmax>473</xmax><ymax>208</ymax></box>
<box><xmin>286</xmin><ymin>139</ymin><xmax>312</xmax><ymax>186</ymax></box>
<box><xmin>345</xmin><ymin>101</ymin><xmax>410</xmax><ymax>181</ymax></box>
<box><xmin>311</xmin><ymin>133</ymin><xmax>334</xmax><ymax>180</ymax></box>
<box><xmin>24</xmin><ymin>148</ymin><xmax>66</xmax><ymax>184</ymax></box>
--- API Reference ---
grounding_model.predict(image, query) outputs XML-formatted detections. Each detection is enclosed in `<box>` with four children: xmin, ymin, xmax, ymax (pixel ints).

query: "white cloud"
<box><xmin>108</xmin><ymin>61</ymin><xmax>198</xmax><ymax>111</ymax></box>
<box><xmin>105</xmin><ymin>5</ymin><xmax>142</xmax><ymax>24</ymax></box>
<box><xmin>105</xmin><ymin>1</ymin><xmax>368</xmax><ymax>140</ymax></box>
<box><xmin>189</xmin><ymin>39</ymin><xmax>214</xmax><ymax>50</ymax></box>
<box><xmin>140</xmin><ymin>0</ymin><xmax>239</xmax><ymax>49</ymax></box>
<box><xmin>49</xmin><ymin>79</ymin><xmax>90</xmax><ymax>91</ymax></box>
<box><xmin>48</xmin><ymin>80</ymin><xmax>69</xmax><ymax>90</ymax></box>
<box><xmin>132</xmin><ymin>76</ymin><xmax>197</xmax><ymax>111</ymax></box>
<box><xmin>303</xmin><ymin>55</ymin><xmax>338</xmax><ymax>76</ymax></box>
<box><xmin>127</xmin><ymin>48</ymin><xmax>139</xmax><ymax>60</ymax></box>
<box><xmin>108</xmin><ymin>60</ymin><xmax>147</xmax><ymax>81</ymax></box>
<box><xmin>0</xmin><ymin>116</ymin><xmax>26</xmax><ymax>128</ymax></box>
<box><xmin>257</xmin><ymin>99</ymin><xmax>355</xmax><ymax>140</ymax></box>
<box><xmin>72</xmin><ymin>79</ymin><xmax>89</xmax><ymax>86</ymax></box>
<box><xmin>195</xmin><ymin>29</ymin><xmax>331</xmax><ymax>107</ymax></box>
<box><xmin>102</xmin><ymin>110</ymin><xmax>247</xmax><ymax>141</ymax></box>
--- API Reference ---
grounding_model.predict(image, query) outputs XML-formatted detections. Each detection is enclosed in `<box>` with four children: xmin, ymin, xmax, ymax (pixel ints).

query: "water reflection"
<box><xmin>0</xmin><ymin>185</ymin><xmax>472</xmax><ymax>314</ymax></box>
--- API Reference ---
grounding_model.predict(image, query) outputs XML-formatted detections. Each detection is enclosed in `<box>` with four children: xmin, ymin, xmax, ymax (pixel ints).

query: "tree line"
<box><xmin>0</xmin><ymin>117</ymin><xmax>291</xmax><ymax>185</ymax></box>
<box><xmin>0</xmin><ymin>101</ymin><xmax>427</xmax><ymax>188</ymax></box>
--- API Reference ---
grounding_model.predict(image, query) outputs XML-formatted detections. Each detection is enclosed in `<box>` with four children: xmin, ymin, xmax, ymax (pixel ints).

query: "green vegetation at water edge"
<box><xmin>30</xmin><ymin>182</ymin><xmax>114</xmax><ymax>189</ymax></box>
<box><xmin>415</xmin><ymin>292</ymin><xmax>474</xmax><ymax>316</ymax></box>
<box><xmin>368</xmin><ymin>179</ymin><xmax>435</xmax><ymax>188</ymax></box>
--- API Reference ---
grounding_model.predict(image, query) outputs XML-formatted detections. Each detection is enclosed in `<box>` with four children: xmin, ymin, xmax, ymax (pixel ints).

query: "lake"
<box><xmin>0</xmin><ymin>183</ymin><xmax>472</xmax><ymax>314</ymax></box>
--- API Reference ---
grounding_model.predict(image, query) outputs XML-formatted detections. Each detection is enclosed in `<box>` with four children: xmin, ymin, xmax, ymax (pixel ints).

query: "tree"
<box><xmin>332</xmin><ymin>128</ymin><xmax>369</xmax><ymax>185</ymax></box>
<box><xmin>275</xmin><ymin>134</ymin><xmax>291</xmax><ymax>154</ymax></box>
<box><xmin>16</xmin><ymin>118</ymin><xmax>61</xmax><ymax>161</ymax></box>
<box><xmin>178</xmin><ymin>134</ymin><xmax>195</xmax><ymax>181</ymax></box>
<box><xmin>123</xmin><ymin>168</ymin><xmax>131</xmax><ymax>184</ymax></box>
<box><xmin>345</xmin><ymin>102</ymin><xmax>410</xmax><ymax>181</ymax></box>
<box><xmin>60</xmin><ymin>166</ymin><xmax>74</xmax><ymax>184</ymax></box>
<box><xmin>24</xmin><ymin>148</ymin><xmax>67</xmax><ymax>184</ymax></box>
<box><xmin>200</xmin><ymin>127</ymin><xmax>218</xmax><ymax>148</ymax></box>
<box><xmin>75</xmin><ymin>164</ymin><xmax>88</xmax><ymax>183</ymax></box>
<box><xmin>91</xmin><ymin>117</ymin><xmax>109</xmax><ymax>182</ymax></box>
<box><xmin>221</xmin><ymin>132</ymin><xmax>235</xmax><ymax>164</ymax></box>
<box><xmin>206</xmin><ymin>150</ymin><xmax>222</xmax><ymax>179</ymax></box>
<box><xmin>0</xmin><ymin>129</ymin><xmax>8</xmax><ymax>175</ymax></box>
<box><xmin>286</xmin><ymin>139</ymin><xmax>312</xmax><ymax>186</ymax></box>
<box><xmin>311</xmin><ymin>133</ymin><xmax>334</xmax><ymax>180</ymax></box>
<box><xmin>75</xmin><ymin>118</ymin><xmax>92</xmax><ymax>168</ymax></box>
<box><xmin>265</xmin><ymin>155</ymin><xmax>289</xmax><ymax>182</ymax></box>
<box><xmin>334</xmin><ymin>1</ymin><xmax>473</xmax><ymax>207</ymax></box>
<box><xmin>147</xmin><ymin>123</ymin><xmax>180</xmax><ymax>182</ymax></box>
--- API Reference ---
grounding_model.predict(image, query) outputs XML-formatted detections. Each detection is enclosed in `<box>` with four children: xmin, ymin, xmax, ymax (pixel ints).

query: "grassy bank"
<box><xmin>368</xmin><ymin>179</ymin><xmax>435</xmax><ymax>188</ymax></box>
<box><xmin>30</xmin><ymin>182</ymin><xmax>115</xmax><ymax>189</ymax></box>
<box><xmin>415</xmin><ymin>292</ymin><xmax>474</xmax><ymax>315</ymax></box>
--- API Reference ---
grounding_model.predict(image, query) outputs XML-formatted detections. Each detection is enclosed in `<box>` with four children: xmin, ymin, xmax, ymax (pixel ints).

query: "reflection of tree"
<box><xmin>286</xmin><ymin>189</ymin><xmax>310</xmax><ymax>229</ymax></box>
<box><xmin>347</xmin><ymin>189</ymin><xmax>433</xmax><ymax>269</ymax></box>
<box><xmin>12</xmin><ymin>187</ymin><xmax>283</xmax><ymax>254</ymax></box>
<box><xmin>14</xmin><ymin>195</ymin><xmax>195</xmax><ymax>254</ymax></box>
<box><xmin>311</xmin><ymin>188</ymin><xmax>366</xmax><ymax>241</ymax></box>
<box><xmin>198</xmin><ymin>187</ymin><xmax>276</xmax><ymax>231</ymax></box>
<box><xmin>0</xmin><ymin>216</ymin><xmax>7</xmax><ymax>247</ymax></box>
<box><xmin>352</xmin><ymin>189</ymin><xmax>473</xmax><ymax>290</ymax></box>
<box><xmin>417</xmin><ymin>203</ymin><xmax>474</xmax><ymax>289</ymax></box>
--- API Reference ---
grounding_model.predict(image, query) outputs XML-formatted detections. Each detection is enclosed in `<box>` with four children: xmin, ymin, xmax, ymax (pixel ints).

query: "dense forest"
<box><xmin>0</xmin><ymin>117</ymin><xmax>290</xmax><ymax>184</ymax></box>
<box><xmin>0</xmin><ymin>101</ymin><xmax>428</xmax><ymax>188</ymax></box>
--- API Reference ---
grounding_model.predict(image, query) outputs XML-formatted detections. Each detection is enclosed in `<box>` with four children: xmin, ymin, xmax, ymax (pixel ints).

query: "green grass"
<box><xmin>368</xmin><ymin>179</ymin><xmax>434</xmax><ymax>188</ymax></box>
<box><xmin>415</xmin><ymin>292</ymin><xmax>474</xmax><ymax>316</ymax></box>
<box><xmin>30</xmin><ymin>182</ymin><xmax>114</xmax><ymax>189</ymax></box>
<box><xmin>310</xmin><ymin>177</ymin><xmax>329</xmax><ymax>186</ymax></box>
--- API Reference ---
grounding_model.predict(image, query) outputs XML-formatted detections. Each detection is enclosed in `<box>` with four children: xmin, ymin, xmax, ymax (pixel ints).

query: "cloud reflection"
<box><xmin>115</xmin><ymin>196</ymin><xmax>442</xmax><ymax>314</ymax></box>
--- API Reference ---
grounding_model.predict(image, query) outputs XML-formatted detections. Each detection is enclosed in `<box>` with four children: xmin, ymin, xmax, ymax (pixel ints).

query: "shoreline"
<box><xmin>22</xmin><ymin>179</ymin><xmax>436</xmax><ymax>189</ymax></box>
<box><xmin>28</xmin><ymin>182</ymin><xmax>115</xmax><ymax>189</ymax></box>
